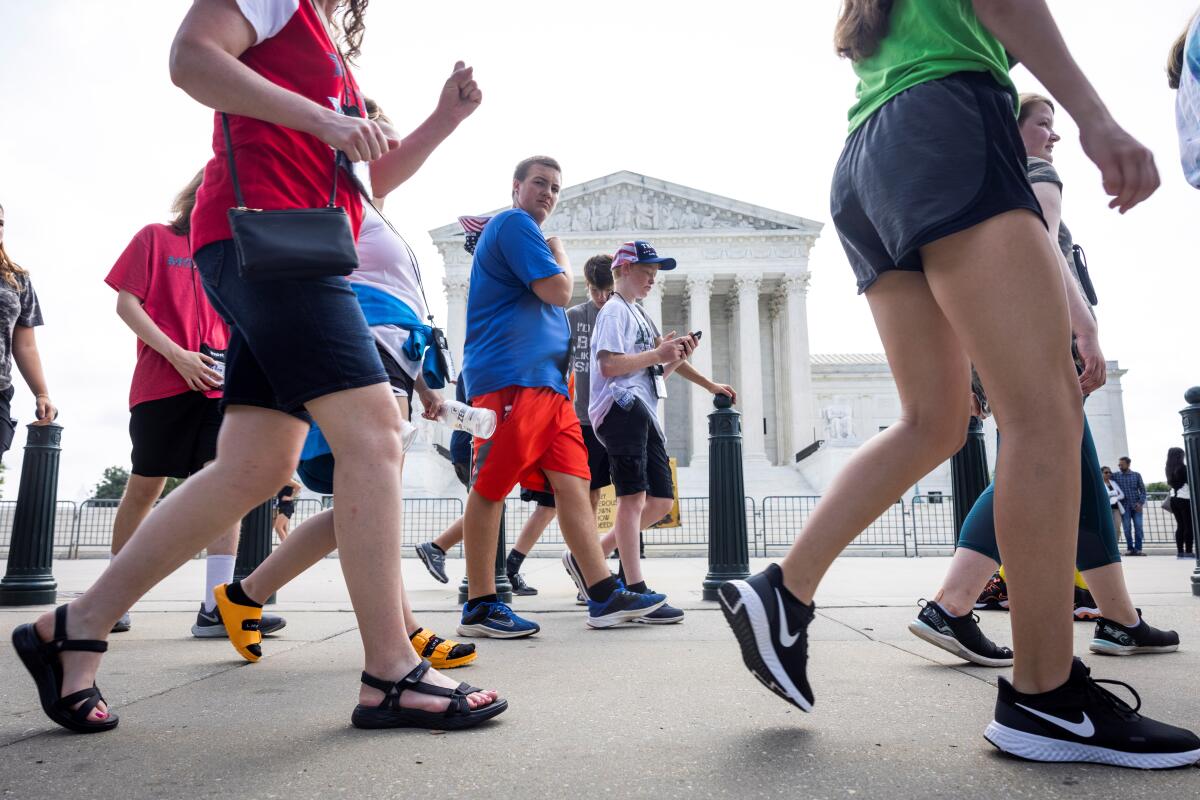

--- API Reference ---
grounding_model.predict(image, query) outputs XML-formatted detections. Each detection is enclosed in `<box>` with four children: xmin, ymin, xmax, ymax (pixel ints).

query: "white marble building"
<box><xmin>406</xmin><ymin>171</ymin><xmax>1131</xmax><ymax>501</ymax></box>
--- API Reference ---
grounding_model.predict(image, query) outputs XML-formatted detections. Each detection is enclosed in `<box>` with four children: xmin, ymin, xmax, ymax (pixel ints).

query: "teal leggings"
<box><xmin>956</xmin><ymin>416</ymin><xmax>1122</xmax><ymax>570</ymax></box>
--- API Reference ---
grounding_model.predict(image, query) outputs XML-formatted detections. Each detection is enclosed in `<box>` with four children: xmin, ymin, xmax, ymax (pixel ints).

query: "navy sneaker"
<box><xmin>509</xmin><ymin>572</ymin><xmax>538</xmax><ymax>596</ymax></box>
<box><xmin>985</xmin><ymin>658</ymin><xmax>1200</xmax><ymax>768</ymax></box>
<box><xmin>718</xmin><ymin>563</ymin><xmax>815</xmax><ymax>711</ymax></box>
<box><xmin>457</xmin><ymin>600</ymin><xmax>540</xmax><ymax>638</ymax></box>
<box><xmin>192</xmin><ymin>603</ymin><xmax>286</xmax><ymax>638</ymax></box>
<box><xmin>561</xmin><ymin>550</ymin><xmax>589</xmax><ymax>597</ymax></box>
<box><xmin>907</xmin><ymin>600</ymin><xmax>1013</xmax><ymax>667</ymax></box>
<box><xmin>627</xmin><ymin>587</ymin><xmax>684</xmax><ymax>625</ymax></box>
<box><xmin>415</xmin><ymin>542</ymin><xmax>449</xmax><ymax>584</ymax></box>
<box><xmin>587</xmin><ymin>587</ymin><xmax>665</xmax><ymax>628</ymax></box>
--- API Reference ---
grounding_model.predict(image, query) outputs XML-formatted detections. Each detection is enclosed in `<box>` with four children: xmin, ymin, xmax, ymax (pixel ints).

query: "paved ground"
<box><xmin>1</xmin><ymin>555</ymin><xmax>1198</xmax><ymax>799</ymax></box>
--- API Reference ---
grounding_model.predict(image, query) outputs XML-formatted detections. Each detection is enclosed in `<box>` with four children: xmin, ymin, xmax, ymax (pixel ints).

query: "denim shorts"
<box><xmin>194</xmin><ymin>239</ymin><xmax>387</xmax><ymax>416</ymax></box>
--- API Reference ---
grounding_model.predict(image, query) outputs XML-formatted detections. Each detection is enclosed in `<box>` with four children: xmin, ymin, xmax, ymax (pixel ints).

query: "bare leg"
<box><xmin>545</xmin><ymin>471</ymin><xmax>611</xmax><ymax>587</ymax></box>
<box><xmin>609</xmin><ymin>492</ymin><xmax>647</xmax><ymax>586</ymax></box>
<box><xmin>1079</xmin><ymin>563</ymin><xmax>1139</xmax><ymax>626</ymax></box>
<box><xmin>110</xmin><ymin>475</ymin><xmax>166</xmax><ymax>555</ymax></box>
<box><xmin>934</xmin><ymin>548</ymin><xmax>1000</xmax><ymax>617</ymax></box>
<box><xmin>433</xmin><ymin>516</ymin><xmax>465</xmax><ymax>552</ymax></box>
<box><xmin>598</xmin><ymin>498</ymin><xmax>673</xmax><ymax>555</ymax></box>
<box><xmin>463</xmin><ymin>492</ymin><xmax>506</xmax><ymax>597</ymax></box>
<box><xmin>241</xmin><ymin>509</ymin><xmax>336</xmax><ymax>604</ymax></box>
<box><xmin>589</xmin><ymin>489</ymin><xmax>602</xmax><ymax>515</ymax></box>
<box><xmin>513</xmin><ymin>504</ymin><xmax>555</xmax><ymax>555</ymax></box>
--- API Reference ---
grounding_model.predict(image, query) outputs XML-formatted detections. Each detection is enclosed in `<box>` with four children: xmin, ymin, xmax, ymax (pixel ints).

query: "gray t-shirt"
<box><xmin>588</xmin><ymin>294</ymin><xmax>663</xmax><ymax>439</ymax></box>
<box><xmin>1026</xmin><ymin>157</ymin><xmax>1090</xmax><ymax>311</ymax></box>
<box><xmin>566</xmin><ymin>300</ymin><xmax>600</xmax><ymax>426</ymax></box>
<box><xmin>0</xmin><ymin>273</ymin><xmax>43</xmax><ymax>391</ymax></box>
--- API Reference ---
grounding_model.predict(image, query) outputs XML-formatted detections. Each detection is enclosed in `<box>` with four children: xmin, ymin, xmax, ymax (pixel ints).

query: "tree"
<box><xmin>93</xmin><ymin>466</ymin><xmax>130</xmax><ymax>500</ymax></box>
<box><xmin>1147</xmin><ymin>481</ymin><xmax>1169</xmax><ymax>494</ymax></box>
<box><xmin>161</xmin><ymin>477</ymin><xmax>184</xmax><ymax>497</ymax></box>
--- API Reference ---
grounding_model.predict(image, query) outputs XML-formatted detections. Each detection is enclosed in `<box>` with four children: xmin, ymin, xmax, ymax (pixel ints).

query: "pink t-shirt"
<box><xmin>105</xmin><ymin>224</ymin><xmax>229</xmax><ymax>409</ymax></box>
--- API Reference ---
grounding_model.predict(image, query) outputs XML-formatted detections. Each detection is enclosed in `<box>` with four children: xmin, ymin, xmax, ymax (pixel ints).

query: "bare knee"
<box><xmin>122</xmin><ymin>476</ymin><xmax>166</xmax><ymax>507</ymax></box>
<box><xmin>645</xmin><ymin>495</ymin><xmax>673</xmax><ymax>521</ymax></box>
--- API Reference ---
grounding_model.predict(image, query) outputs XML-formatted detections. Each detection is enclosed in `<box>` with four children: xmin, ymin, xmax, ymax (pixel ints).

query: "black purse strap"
<box><xmin>221</xmin><ymin>112</ymin><xmax>340</xmax><ymax>209</ymax></box>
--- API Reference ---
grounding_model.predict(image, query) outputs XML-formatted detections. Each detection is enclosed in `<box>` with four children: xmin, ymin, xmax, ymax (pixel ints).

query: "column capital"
<box><xmin>767</xmin><ymin>293</ymin><xmax>785</xmax><ymax>320</ymax></box>
<box><xmin>782</xmin><ymin>272</ymin><xmax>812</xmax><ymax>296</ymax></box>
<box><xmin>684</xmin><ymin>273</ymin><xmax>714</xmax><ymax>298</ymax></box>
<box><xmin>733</xmin><ymin>273</ymin><xmax>763</xmax><ymax>297</ymax></box>
<box><xmin>645</xmin><ymin>280</ymin><xmax>665</xmax><ymax>302</ymax></box>
<box><xmin>443</xmin><ymin>276</ymin><xmax>470</xmax><ymax>297</ymax></box>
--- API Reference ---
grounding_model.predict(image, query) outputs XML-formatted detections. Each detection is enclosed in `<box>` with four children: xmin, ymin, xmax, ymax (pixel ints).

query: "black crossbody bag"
<box><xmin>222</xmin><ymin>112</ymin><xmax>359</xmax><ymax>281</ymax></box>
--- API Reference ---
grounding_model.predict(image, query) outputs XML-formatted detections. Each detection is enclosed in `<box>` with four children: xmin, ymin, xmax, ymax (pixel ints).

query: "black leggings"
<box><xmin>1172</xmin><ymin>497</ymin><xmax>1195</xmax><ymax>554</ymax></box>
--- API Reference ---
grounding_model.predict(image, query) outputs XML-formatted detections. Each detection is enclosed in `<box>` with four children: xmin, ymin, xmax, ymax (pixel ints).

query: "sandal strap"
<box><xmin>46</xmin><ymin>605</ymin><xmax>107</xmax><ymax>654</ymax></box>
<box><xmin>360</xmin><ymin>660</ymin><xmax>433</xmax><ymax>711</ymax></box>
<box><xmin>56</xmin><ymin>686</ymin><xmax>104</xmax><ymax>720</ymax></box>
<box><xmin>457</xmin><ymin>682</ymin><xmax>482</xmax><ymax>695</ymax></box>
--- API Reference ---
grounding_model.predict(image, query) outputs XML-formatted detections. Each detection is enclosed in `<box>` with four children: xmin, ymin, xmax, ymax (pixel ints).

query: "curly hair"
<box><xmin>338</xmin><ymin>0</ymin><xmax>369</xmax><ymax>64</ymax></box>
<box><xmin>0</xmin><ymin>203</ymin><xmax>30</xmax><ymax>290</ymax></box>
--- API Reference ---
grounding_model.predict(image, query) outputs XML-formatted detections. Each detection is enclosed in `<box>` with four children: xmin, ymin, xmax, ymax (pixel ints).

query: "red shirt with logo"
<box><xmin>105</xmin><ymin>224</ymin><xmax>229</xmax><ymax>409</ymax></box>
<box><xmin>189</xmin><ymin>0</ymin><xmax>366</xmax><ymax>254</ymax></box>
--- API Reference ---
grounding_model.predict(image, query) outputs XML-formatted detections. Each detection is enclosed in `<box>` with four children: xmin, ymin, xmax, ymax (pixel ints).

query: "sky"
<box><xmin>0</xmin><ymin>0</ymin><xmax>1196</xmax><ymax>500</ymax></box>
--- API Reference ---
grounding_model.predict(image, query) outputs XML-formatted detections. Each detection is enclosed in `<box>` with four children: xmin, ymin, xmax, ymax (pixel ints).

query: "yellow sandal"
<box><xmin>214</xmin><ymin>584</ymin><xmax>263</xmax><ymax>662</ymax></box>
<box><xmin>410</xmin><ymin>627</ymin><xmax>477</xmax><ymax>669</ymax></box>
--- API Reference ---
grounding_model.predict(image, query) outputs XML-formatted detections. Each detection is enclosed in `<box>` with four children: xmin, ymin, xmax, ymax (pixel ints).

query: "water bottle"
<box><xmin>399</xmin><ymin>417</ymin><xmax>419</xmax><ymax>453</ymax></box>
<box><xmin>437</xmin><ymin>400</ymin><xmax>497</xmax><ymax>439</ymax></box>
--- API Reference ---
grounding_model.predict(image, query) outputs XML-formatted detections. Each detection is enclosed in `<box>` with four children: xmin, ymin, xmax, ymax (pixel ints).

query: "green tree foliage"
<box><xmin>161</xmin><ymin>477</ymin><xmax>185</xmax><ymax>497</ymax></box>
<box><xmin>1147</xmin><ymin>481</ymin><xmax>1169</xmax><ymax>494</ymax></box>
<box><xmin>94</xmin><ymin>466</ymin><xmax>130</xmax><ymax>500</ymax></box>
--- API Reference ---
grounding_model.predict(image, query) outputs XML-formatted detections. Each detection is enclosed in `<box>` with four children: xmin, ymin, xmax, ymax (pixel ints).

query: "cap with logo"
<box><xmin>611</xmin><ymin>240</ymin><xmax>677</xmax><ymax>271</ymax></box>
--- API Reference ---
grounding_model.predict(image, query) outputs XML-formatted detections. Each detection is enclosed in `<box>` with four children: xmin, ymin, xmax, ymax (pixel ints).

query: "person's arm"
<box><xmin>673</xmin><ymin>360</ymin><xmax>737</xmax><ymax>403</ymax></box>
<box><xmin>598</xmin><ymin>334</ymin><xmax>692</xmax><ymax>378</ymax></box>
<box><xmin>169</xmin><ymin>0</ymin><xmax>395</xmax><ymax>163</ymax></box>
<box><xmin>1137</xmin><ymin>475</ymin><xmax>1147</xmax><ymax>508</ymax></box>
<box><xmin>414</xmin><ymin>372</ymin><xmax>445</xmax><ymax>420</ymax></box>
<box><xmin>116</xmin><ymin>290</ymin><xmax>222</xmax><ymax>392</ymax></box>
<box><xmin>1029</xmin><ymin>183</ymin><xmax>1105</xmax><ymax>394</ymax></box>
<box><xmin>972</xmin><ymin>0</ymin><xmax>1158</xmax><ymax>212</ymax></box>
<box><xmin>368</xmin><ymin>62</ymin><xmax>481</xmax><ymax>197</ymax></box>
<box><xmin>530</xmin><ymin>237</ymin><xmax>573</xmax><ymax>307</ymax></box>
<box><xmin>11</xmin><ymin>326</ymin><xmax>56</xmax><ymax>425</ymax></box>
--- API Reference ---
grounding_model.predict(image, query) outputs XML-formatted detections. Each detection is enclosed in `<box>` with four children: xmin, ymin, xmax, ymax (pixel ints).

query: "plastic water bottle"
<box><xmin>398</xmin><ymin>417</ymin><xmax>419</xmax><ymax>452</ymax></box>
<box><xmin>437</xmin><ymin>400</ymin><xmax>497</xmax><ymax>439</ymax></box>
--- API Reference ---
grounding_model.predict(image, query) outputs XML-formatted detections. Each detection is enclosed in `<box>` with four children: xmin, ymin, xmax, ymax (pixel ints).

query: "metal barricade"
<box><xmin>0</xmin><ymin>500</ymin><xmax>76</xmax><ymax>557</ymax></box>
<box><xmin>909</xmin><ymin>494</ymin><xmax>957</xmax><ymax>554</ymax></box>
<box><xmin>760</xmin><ymin>495</ymin><xmax>908</xmax><ymax>555</ymax></box>
<box><xmin>71</xmin><ymin>498</ymin><xmax>121</xmax><ymax>557</ymax></box>
<box><xmin>1142</xmin><ymin>492</ymin><xmax>1180</xmax><ymax>547</ymax></box>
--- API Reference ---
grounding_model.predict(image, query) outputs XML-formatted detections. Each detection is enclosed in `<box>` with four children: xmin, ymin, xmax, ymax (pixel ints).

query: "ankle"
<box><xmin>779</xmin><ymin>571</ymin><xmax>814</xmax><ymax>606</ymax></box>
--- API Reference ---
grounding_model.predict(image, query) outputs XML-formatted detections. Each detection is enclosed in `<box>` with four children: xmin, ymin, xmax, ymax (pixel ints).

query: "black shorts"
<box><xmin>582</xmin><ymin>424</ymin><xmax>611</xmax><ymax>491</ymax></box>
<box><xmin>831</xmin><ymin>72</ymin><xmax>1042</xmax><ymax>294</ymax></box>
<box><xmin>377</xmin><ymin>344</ymin><xmax>415</xmax><ymax>399</ymax></box>
<box><xmin>130</xmin><ymin>392</ymin><xmax>223</xmax><ymax>479</ymax></box>
<box><xmin>519</xmin><ymin>487</ymin><xmax>556</xmax><ymax>508</ymax></box>
<box><xmin>595</xmin><ymin>401</ymin><xmax>672</xmax><ymax>499</ymax></box>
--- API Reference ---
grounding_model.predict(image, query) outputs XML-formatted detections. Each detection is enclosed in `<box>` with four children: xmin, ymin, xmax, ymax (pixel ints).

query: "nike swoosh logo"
<box><xmin>489</xmin><ymin>618</ymin><xmax>515</xmax><ymax>628</ymax></box>
<box><xmin>1015</xmin><ymin>704</ymin><xmax>1095</xmax><ymax>738</ymax></box>
<box><xmin>775</xmin><ymin>589</ymin><xmax>800</xmax><ymax>648</ymax></box>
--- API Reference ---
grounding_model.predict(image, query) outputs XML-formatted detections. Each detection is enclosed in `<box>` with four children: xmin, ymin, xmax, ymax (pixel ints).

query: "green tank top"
<box><xmin>847</xmin><ymin>0</ymin><xmax>1016</xmax><ymax>132</ymax></box>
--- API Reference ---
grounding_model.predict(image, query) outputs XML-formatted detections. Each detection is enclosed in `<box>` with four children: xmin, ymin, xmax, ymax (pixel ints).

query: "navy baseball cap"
<box><xmin>612</xmin><ymin>240</ymin><xmax>677</xmax><ymax>271</ymax></box>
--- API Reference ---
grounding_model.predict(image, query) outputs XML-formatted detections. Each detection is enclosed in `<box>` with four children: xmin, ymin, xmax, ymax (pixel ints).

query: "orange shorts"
<box><xmin>470</xmin><ymin>386</ymin><xmax>590</xmax><ymax>502</ymax></box>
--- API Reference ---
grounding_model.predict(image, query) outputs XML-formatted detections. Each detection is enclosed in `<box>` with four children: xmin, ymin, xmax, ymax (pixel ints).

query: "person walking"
<box><xmin>719</xmin><ymin>0</ymin><xmax>1198</xmax><ymax>768</ymax></box>
<box><xmin>566</xmin><ymin>255</ymin><xmax>616</xmax><ymax>512</ymax></box>
<box><xmin>1111</xmin><ymin>456</ymin><xmax>1147</xmax><ymax>555</ymax></box>
<box><xmin>1102</xmin><ymin>466</ymin><xmax>1125</xmax><ymax>549</ymax></box>
<box><xmin>11</xmin><ymin>0</ymin><xmax>502</xmax><ymax>734</ymax></box>
<box><xmin>1166</xmin><ymin>447</ymin><xmax>1193</xmax><ymax>558</ymax></box>
<box><xmin>272</xmin><ymin>478</ymin><xmax>302</xmax><ymax>543</ymax></box>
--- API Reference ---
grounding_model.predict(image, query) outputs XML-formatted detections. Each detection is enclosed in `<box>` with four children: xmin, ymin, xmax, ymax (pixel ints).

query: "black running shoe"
<box><xmin>1073</xmin><ymin>587</ymin><xmax>1101</xmax><ymax>621</ymax></box>
<box><xmin>414</xmin><ymin>542</ymin><xmax>449</xmax><ymax>584</ymax></box>
<box><xmin>718</xmin><ymin>563</ymin><xmax>815</xmax><ymax>711</ymax></box>
<box><xmin>985</xmin><ymin>658</ymin><xmax>1200</xmax><ymax>768</ymax></box>
<box><xmin>1090</xmin><ymin>612</ymin><xmax>1180</xmax><ymax>656</ymax></box>
<box><xmin>509</xmin><ymin>572</ymin><xmax>538</xmax><ymax>596</ymax></box>
<box><xmin>908</xmin><ymin>600</ymin><xmax>1013</xmax><ymax>667</ymax></box>
<box><xmin>974</xmin><ymin>572</ymin><xmax>1009</xmax><ymax>611</ymax></box>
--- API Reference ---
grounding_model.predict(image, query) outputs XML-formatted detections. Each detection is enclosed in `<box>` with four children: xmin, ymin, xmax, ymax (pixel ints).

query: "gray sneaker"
<box><xmin>192</xmin><ymin>603</ymin><xmax>286</xmax><ymax>638</ymax></box>
<box><xmin>415</xmin><ymin>542</ymin><xmax>449</xmax><ymax>584</ymax></box>
<box><xmin>111</xmin><ymin>612</ymin><xmax>131</xmax><ymax>633</ymax></box>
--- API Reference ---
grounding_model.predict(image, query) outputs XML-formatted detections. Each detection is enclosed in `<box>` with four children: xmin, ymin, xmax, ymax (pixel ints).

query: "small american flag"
<box><xmin>611</xmin><ymin>241</ymin><xmax>641</xmax><ymax>271</ymax></box>
<box><xmin>458</xmin><ymin>215</ymin><xmax>492</xmax><ymax>255</ymax></box>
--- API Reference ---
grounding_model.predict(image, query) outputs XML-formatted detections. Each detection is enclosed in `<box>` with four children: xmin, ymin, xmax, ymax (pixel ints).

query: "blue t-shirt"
<box><xmin>462</xmin><ymin>208</ymin><xmax>569</xmax><ymax>399</ymax></box>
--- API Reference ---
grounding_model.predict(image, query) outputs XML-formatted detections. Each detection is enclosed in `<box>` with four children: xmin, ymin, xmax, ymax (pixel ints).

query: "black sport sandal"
<box><xmin>350</xmin><ymin>659</ymin><xmax>507</xmax><ymax>730</ymax></box>
<box><xmin>11</xmin><ymin>604</ymin><xmax>119</xmax><ymax>734</ymax></box>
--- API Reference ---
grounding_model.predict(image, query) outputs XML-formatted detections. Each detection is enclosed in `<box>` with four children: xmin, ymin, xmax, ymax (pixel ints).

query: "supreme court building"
<box><xmin>404</xmin><ymin>171</ymin><xmax>1131</xmax><ymax>501</ymax></box>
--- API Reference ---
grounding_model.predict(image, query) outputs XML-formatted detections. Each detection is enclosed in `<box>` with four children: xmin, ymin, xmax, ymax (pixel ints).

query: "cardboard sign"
<box><xmin>595</xmin><ymin>458</ymin><xmax>681</xmax><ymax>532</ymax></box>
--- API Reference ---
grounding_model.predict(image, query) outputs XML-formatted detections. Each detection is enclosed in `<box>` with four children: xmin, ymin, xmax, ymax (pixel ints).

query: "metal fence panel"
<box><xmin>1140</xmin><ymin>492</ymin><xmax>1181</xmax><ymax>546</ymax></box>
<box><xmin>761</xmin><ymin>495</ymin><xmax>908</xmax><ymax>554</ymax></box>
<box><xmin>909</xmin><ymin>495</ymin><xmax>956</xmax><ymax>553</ymax></box>
<box><xmin>0</xmin><ymin>500</ymin><xmax>76</xmax><ymax>556</ymax></box>
<box><xmin>317</xmin><ymin>496</ymin><xmax>464</xmax><ymax>556</ymax></box>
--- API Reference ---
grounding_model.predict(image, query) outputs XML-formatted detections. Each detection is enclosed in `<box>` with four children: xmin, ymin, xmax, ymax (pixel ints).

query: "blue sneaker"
<box><xmin>587</xmin><ymin>587</ymin><xmax>666</xmax><ymax>628</ymax></box>
<box><xmin>457</xmin><ymin>600</ymin><xmax>540</xmax><ymax>639</ymax></box>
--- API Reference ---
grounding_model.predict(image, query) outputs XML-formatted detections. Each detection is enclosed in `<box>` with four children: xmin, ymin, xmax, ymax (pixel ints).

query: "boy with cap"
<box><xmin>586</xmin><ymin>241</ymin><xmax>702</xmax><ymax>623</ymax></box>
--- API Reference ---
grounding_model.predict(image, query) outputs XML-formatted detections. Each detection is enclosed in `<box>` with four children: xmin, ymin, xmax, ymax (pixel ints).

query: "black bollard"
<box><xmin>0</xmin><ymin>423</ymin><xmax>64</xmax><ymax>606</ymax></box>
<box><xmin>233</xmin><ymin>499</ymin><xmax>276</xmax><ymax>605</ymax></box>
<box><xmin>457</xmin><ymin>502</ymin><xmax>513</xmax><ymax>604</ymax></box>
<box><xmin>950</xmin><ymin>416</ymin><xmax>990</xmax><ymax>543</ymax></box>
<box><xmin>702</xmin><ymin>395</ymin><xmax>750</xmax><ymax>600</ymax></box>
<box><xmin>1180</xmin><ymin>387</ymin><xmax>1200</xmax><ymax>596</ymax></box>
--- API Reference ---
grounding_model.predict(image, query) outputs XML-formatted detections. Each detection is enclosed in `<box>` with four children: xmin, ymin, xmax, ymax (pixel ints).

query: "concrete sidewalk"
<box><xmin>1</xmin><ymin>555</ymin><xmax>1198</xmax><ymax>799</ymax></box>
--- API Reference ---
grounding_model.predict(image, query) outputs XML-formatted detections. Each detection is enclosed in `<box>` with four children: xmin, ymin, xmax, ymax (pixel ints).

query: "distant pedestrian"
<box><xmin>1166</xmin><ymin>448</ymin><xmax>1193</xmax><ymax>558</ymax></box>
<box><xmin>1112</xmin><ymin>456</ymin><xmax>1148</xmax><ymax>555</ymax></box>
<box><xmin>1101</xmin><ymin>466</ymin><xmax>1124</xmax><ymax>548</ymax></box>
<box><xmin>273</xmin><ymin>478</ymin><xmax>302</xmax><ymax>543</ymax></box>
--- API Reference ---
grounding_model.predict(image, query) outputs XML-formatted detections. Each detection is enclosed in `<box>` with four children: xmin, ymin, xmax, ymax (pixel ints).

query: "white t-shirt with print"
<box><xmin>588</xmin><ymin>293</ymin><xmax>664</xmax><ymax>440</ymax></box>
<box><xmin>235</xmin><ymin>0</ymin><xmax>301</xmax><ymax>43</ymax></box>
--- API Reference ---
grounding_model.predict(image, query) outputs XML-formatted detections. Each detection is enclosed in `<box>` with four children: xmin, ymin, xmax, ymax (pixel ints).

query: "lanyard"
<box><xmin>612</xmin><ymin>291</ymin><xmax>655</xmax><ymax>348</ymax></box>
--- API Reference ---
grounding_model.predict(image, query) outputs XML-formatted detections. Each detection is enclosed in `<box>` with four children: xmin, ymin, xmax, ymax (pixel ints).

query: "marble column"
<box><xmin>734</xmin><ymin>274</ymin><xmax>767</xmax><ymax>461</ymax></box>
<box><xmin>685</xmin><ymin>274</ymin><xmax>714</xmax><ymax>466</ymax></box>
<box><xmin>768</xmin><ymin>294</ymin><xmax>787</xmax><ymax>465</ymax></box>
<box><xmin>443</xmin><ymin>276</ymin><xmax>469</xmax><ymax>379</ymax></box>
<box><xmin>783</xmin><ymin>273</ymin><xmax>815</xmax><ymax>456</ymax></box>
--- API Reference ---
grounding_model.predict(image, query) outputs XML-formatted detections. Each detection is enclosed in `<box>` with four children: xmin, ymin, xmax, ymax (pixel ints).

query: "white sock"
<box><xmin>204</xmin><ymin>555</ymin><xmax>236</xmax><ymax>612</ymax></box>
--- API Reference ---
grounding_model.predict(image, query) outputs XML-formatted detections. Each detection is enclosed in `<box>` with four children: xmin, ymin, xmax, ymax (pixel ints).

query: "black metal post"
<box><xmin>0</xmin><ymin>423</ymin><xmax>63</xmax><ymax>606</ymax></box>
<box><xmin>457</xmin><ymin>502</ymin><xmax>512</xmax><ymax>604</ymax></box>
<box><xmin>950</xmin><ymin>416</ymin><xmax>990</xmax><ymax>544</ymax></box>
<box><xmin>1180</xmin><ymin>387</ymin><xmax>1200</xmax><ymax>596</ymax></box>
<box><xmin>233</xmin><ymin>499</ymin><xmax>276</xmax><ymax>605</ymax></box>
<box><xmin>703</xmin><ymin>395</ymin><xmax>750</xmax><ymax>600</ymax></box>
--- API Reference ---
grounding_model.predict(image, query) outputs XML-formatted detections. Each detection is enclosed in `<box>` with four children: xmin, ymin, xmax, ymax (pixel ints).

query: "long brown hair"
<box><xmin>0</xmin><ymin>204</ymin><xmax>30</xmax><ymax>290</ymax></box>
<box><xmin>834</xmin><ymin>0</ymin><xmax>895</xmax><ymax>61</ymax></box>
<box><xmin>1168</xmin><ymin>27</ymin><xmax>1187</xmax><ymax>89</ymax></box>
<box><xmin>169</xmin><ymin>170</ymin><xmax>204</xmax><ymax>237</ymax></box>
<box><xmin>338</xmin><ymin>0</ymin><xmax>369</xmax><ymax>63</ymax></box>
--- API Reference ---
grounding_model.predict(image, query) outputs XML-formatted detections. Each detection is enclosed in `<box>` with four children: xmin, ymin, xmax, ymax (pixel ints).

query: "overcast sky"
<box><xmin>0</xmin><ymin>1</ymin><xmax>1196</xmax><ymax>500</ymax></box>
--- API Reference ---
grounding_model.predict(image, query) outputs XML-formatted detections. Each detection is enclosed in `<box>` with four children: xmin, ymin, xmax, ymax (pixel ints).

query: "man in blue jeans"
<box><xmin>1111</xmin><ymin>456</ymin><xmax>1147</xmax><ymax>555</ymax></box>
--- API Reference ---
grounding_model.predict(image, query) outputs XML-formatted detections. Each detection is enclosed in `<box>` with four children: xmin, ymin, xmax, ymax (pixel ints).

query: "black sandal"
<box><xmin>350</xmin><ymin>659</ymin><xmax>507</xmax><ymax>730</ymax></box>
<box><xmin>11</xmin><ymin>604</ymin><xmax>118</xmax><ymax>733</ymax></box>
